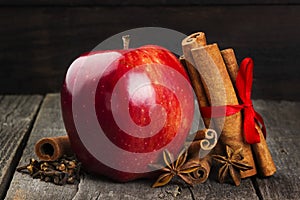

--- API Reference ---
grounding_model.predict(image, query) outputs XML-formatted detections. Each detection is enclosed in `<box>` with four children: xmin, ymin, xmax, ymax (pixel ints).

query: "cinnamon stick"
<box><xmin>181</xmin><ymin>32</ymin><xmax>213</xmax><ymax>129</ymax></box>
<box><xmin>221</xmin><ymin>48</ymin><xmax>276</xmax><ymax>177</ymax></box>
<box><xmin>191</xmin><ymin>43</ymin><xmax>257</xmax><ymax>178</ymax></box>
<box><xmin>35</xmin><ymin>136</ymin><xmax>73</xmax><ymax>161</ymax></box>
<box><xmin>220</xmin><ymin>49</ymin><xmax>239</xmax><ymax>84</ymax></box>
<box><xmin>187</xmin><ymin>129</ymin><xmax>213</xmax><ymax>184</ymax></box>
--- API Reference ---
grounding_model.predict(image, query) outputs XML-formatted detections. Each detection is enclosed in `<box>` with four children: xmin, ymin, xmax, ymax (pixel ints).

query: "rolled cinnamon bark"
<box><xmin>186</xmin><ymin>32</ymin><xmax>207</xmax><ymax>46</ymax></box>
<box><xmin>193</xmin><ymin>129</ymin><xmax>207</xmax><ymax>141</ymax></box>
<box><xmin>188</xmin><ymin>129</ymin><xmax>218</xmax><ymax>156</ymax></box>
<box><xmin>191</xmin><ymin>43</ymin><xmax>257</xmax><ymax>178</ymax></box>
<box><xmin>35</xmin><ymin>136</ymin><xmax>73</xmax><ymax>161</ymax></box>
<box><xmin>181</xmin><ymin>33</ymin><xmax>212</xmax><ymax>129</ymax></box>
<box><xmin>252</xmin><ymin>125</ymin><xmax>276</xmax><ymax>176</ymax></box>
<box><xmin>187</xmin><ymin>129</ymin><xmax>213</xmax><ymax>184</ymax></box>
<box><xmin>191</xmin><ymin>155</ymin><xmax>212</xmax><ymax>184</ymax></box>
<box><xmin>221</xmin><ymin>48</ymin><xmax>276</xmax><ymax>177</ymax></box>
<box><xmin>220</xmin><ymin>49</ymin><xmax>239</xmax><ymax>84</ymax></box>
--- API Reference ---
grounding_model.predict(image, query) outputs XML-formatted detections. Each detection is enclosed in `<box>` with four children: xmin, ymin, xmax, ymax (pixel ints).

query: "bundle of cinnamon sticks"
<box><xmin>181</xmin><ymin>32</ymin><xmax>276</xmax><ymax>182</ymax></box>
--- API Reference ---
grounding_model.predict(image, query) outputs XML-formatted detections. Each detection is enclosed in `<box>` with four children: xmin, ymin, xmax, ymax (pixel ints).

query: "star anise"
<box><xmin>150</xmin><ymin>149</ymin><xmax>201</xmax><ymax>188</ymax></box>
<box><xmin>212</xmin><ymin>145</ymin><xmax>253</xmax><ymax>186</ymax></box>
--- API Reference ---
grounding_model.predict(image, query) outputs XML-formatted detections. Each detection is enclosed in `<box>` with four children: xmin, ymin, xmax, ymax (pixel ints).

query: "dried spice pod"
<box><xmin>151</xmin><ymin>149</ymin><xmax>201</xmax><ymax>187</ymax></box>
<box><xmin>16</xmin><ymin>159</ymin><xmax>39</xmax><ymax>175</ymax></box>
<box><xmin>16</xmin><ymin>155</ymin><xmax>81</xmax><ymax>186</ymax></box>
<box><xmin>221</xmin><ymin>48</ymin><xmax>276</xmax><ymax>177</ymax></box>
<box><xmin>213</xmin><ymin>145</ymin><xmax>253</xmax><ymax>186</ymax></box>
<box><xmin>151</xmin><ymin>128</ymin><xmax>218</xmax><ymax>188</ymax></box>
<box><xmin>35</xmin><ymin>136</ymin><xmax>73</xmax><ymax>161</ymax></box>
<box><xmin>191</xmin><ymin>43</ymin><xmax>257</xmax><ymax>178</ymax></box>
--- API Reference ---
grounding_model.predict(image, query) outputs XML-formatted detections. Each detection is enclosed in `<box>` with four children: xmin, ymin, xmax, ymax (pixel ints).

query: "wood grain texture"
<box><xmin>0</xmin><ymin>0</ymin><xmax>300</xmax><ymax>6</ymax></box>
<box><xmin>190</xmin><ymin>177</ymin><xmax>259</xmax><ymax>199</ymax></box>
<box><xmin>252</xmin><ymin>100</ymin><xmax>300</xmax><ymax>200</ymax></box>
<box><xmin>0</xmin><ymin>5</ymin><xmax>299</xmax><ymax>100</ymax></box>
<box><xmin>72</xmin><ymin>175</ymin><xmax>193</xmax><ymax>200</ymax></box>
<box><xmin>4</xmin><ymin>94</ymin><xmax>78</xmax><ymax>200</ymax></box>
<box><xmin>0</xmin><ymin>95</ymin><xmax>42</xmax><ymax>200</ymax></box>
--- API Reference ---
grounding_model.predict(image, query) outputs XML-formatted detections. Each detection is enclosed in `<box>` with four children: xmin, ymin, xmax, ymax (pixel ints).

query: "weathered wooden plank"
<box><xmin>0</xmin><ymin>6</ymin><xmax>299</xmax><ymax>100</ymax></box>
<box><xmin>190</xmin><ymin>174</ymin><xmax>259</xmax><ymax>199</ymax></box>
<box><xmin>251</xmin><ymin>100</ymin><xmax>300</xmax><ymax>200</ymax></box>
<box><xmin>4</xmin><ymin>94</ymin><xmax>78</xmax><ymax>200</ymax></box>
<box><xmin>0</xmin><ymin>0</ymin><xmax>299</xmax><ymax>6</ymax></box>
<box><xmin>4</xmin><ymin>94</ymin><xmax>193</xmax><ymax>199</ymax></box>
<box><xmin>0</xmin><ymin>95</ymin><xmax>43</xmax><ymax>200</ymax></box>
<box><xmin>72</xmin><ymin>175</ymin><xmax>193</xmax><ymax>200</ymax></box>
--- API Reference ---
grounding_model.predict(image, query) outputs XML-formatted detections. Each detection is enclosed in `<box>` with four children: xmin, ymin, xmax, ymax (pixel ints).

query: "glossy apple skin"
<box><xmin>61</xmin><ymin>45</ymin><xmax>194</xmax><ymax>182</ymax></box>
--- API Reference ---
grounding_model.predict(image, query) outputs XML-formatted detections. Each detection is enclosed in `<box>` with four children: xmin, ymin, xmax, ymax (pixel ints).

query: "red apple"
<box><xmin>61</xmin><ymin>44</ymin><xmax>194</xmax><ymax>182</ymax></box>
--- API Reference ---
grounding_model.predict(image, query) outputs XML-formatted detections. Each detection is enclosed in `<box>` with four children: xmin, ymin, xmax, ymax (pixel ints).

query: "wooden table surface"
<box><xmin>0</xmin><ymin>94</ymin><xmax>299</xmax><ymax>200</ymax></box>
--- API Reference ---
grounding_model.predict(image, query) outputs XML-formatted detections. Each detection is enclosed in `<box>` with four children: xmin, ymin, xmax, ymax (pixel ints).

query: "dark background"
<box><xmin>0</xmin><ymin>1</ymin><xmax>299</xmax><ymax>100</ymax></box>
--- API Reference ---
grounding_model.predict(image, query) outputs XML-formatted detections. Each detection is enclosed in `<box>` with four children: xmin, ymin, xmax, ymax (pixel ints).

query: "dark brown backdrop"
<box><xmin>0</xmin><ymin>1</ymin><xmax>299</xmax><ymax>100</ymax></box>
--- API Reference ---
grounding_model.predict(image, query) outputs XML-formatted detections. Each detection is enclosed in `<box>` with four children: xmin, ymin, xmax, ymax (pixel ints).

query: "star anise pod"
<box><xmin>150</xmin><ymin>149</ymin><xmax>201</xmax><ymax>188</ymax></box>
<box><xmin>212</xmin><ymin>145</ymin><xmax>253</xmax><ymax>186</ymax></box>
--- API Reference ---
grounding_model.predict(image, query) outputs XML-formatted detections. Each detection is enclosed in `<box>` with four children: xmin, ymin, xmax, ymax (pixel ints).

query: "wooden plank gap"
<box><xmin>251</xmin><ymin>100</ymin><xmax>300</xmax><ymax>199</ymax></box>
<box><xmin>5</xmin><ymin>94</ymin><xmax>79</xmax><ymax>200</ymax></box>
<box><xmin>1</xmin><ymin>95</ymin><xmax>44</xmax><ymax>200</ymax></box>
<box><xmin>0</xmin><ymin>95</ymin><xmax>44</xmax><ymax>200</ymax></box>
<box><xmin>187</xmin><ymin>186</ymin><xmax>196</xmax><ymax>200</ymax></box>
<box><xmin>251</xmin><ymin>177</ymin><xmax>264</xmax><ymax>200</ymax></box>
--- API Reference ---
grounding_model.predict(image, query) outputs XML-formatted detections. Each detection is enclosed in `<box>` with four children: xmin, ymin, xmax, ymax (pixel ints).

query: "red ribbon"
<box><xmin>200</xmin><ymin>58</ymin><xmax>266</xmax><ymax>144</ymax></box>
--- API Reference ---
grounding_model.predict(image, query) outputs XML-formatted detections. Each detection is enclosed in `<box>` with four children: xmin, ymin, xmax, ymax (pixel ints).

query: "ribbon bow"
<box><xmin>200</xmin><ymin>58</ymin><xmax>266</xmax><ymax>144</ymax></box>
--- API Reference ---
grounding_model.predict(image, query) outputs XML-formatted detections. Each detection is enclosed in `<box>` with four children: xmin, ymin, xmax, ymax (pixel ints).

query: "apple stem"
<box><xmin>122</xmin><ymin>35</ymin><xmax>130</xmax><ymax>50</ymax></box>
